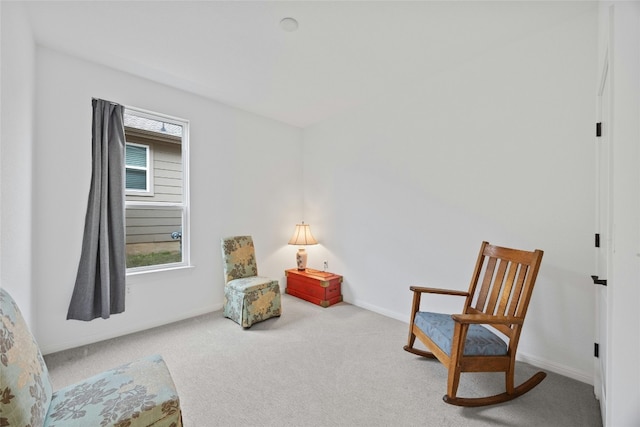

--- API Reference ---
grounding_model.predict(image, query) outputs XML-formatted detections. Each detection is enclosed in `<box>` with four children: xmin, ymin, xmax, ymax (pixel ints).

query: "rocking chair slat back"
<box><xmin>507</xmin><ymin>266</ymin><xmax>528</xmax><ymax>317</ymax></box>
<box><xmin>484</xmin><ymin>257</ymin><xmax>508</xmax><ymax>314</ymax></box>
<box><xmin>469</xmin><ymin>245</ymin><xmax>541</xmax><ymax>338</ymax></box>
<box><xmin>497</xmin><ymin>261</ymin><xmax>518</xmax><ymax>313</ymax></box>
<box><xmin>474</xmin><ymin>256</ymin><xmax>496</xmax><ymax>309</ymax></box>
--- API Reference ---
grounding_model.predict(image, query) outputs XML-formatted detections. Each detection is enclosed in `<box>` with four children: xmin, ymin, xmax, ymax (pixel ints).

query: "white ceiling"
<box><xmin>23</xmin><ymin>1</ymin><xmax>589</xmax><ymax>128</ymax></box>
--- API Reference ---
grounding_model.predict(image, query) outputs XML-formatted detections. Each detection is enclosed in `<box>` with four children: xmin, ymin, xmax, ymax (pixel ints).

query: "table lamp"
<box><xmin>288</xmin><ymin>222</ymin><xmax>318</xmax><ymax>270</ymax></box>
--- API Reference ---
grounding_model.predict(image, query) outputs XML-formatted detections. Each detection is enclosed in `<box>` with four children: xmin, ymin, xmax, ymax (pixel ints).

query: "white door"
<box><xmin>594</xmin><ymin>51</ymin><xmax>611</xmax><ymax>423</ymax></box>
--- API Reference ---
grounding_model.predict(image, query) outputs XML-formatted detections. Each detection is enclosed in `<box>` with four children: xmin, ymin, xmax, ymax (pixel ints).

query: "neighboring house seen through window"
<box><xmin>124</xmin><ymin>108</ymin><xmax>189</xmax><ymax>273</ymax></box>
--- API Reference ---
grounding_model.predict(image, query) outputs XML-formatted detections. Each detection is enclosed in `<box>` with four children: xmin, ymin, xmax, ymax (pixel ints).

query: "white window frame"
<box><xmin>125</xmin><ymin>142</ymin><xmax>154</xmax><ymax>196</ymax></box>
<box><xmin>124</xmin><ymin>106</ymin><xmax>190</xmax><ymax>275</ymax></box>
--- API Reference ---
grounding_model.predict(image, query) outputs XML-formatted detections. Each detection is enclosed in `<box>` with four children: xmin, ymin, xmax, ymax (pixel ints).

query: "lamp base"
<box><xmin>296</xmin><ymin>248</ymin><xmax>308</xmax><ymax>270</ymax></box>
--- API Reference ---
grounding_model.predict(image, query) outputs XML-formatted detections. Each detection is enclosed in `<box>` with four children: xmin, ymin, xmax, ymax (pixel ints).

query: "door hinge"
<box><xmin>596</xmin><ymin>122</ymin><xmax>602</xmax><ymax>137</ymax></box>
<box><xmin>595</xmin><ymin>233</ymin><xmax>600</xmax><ymax>248</ymax></box>
<box><xmin>591</xmin><ymin>275</ymin><xmax>607</xmax><ymax>286</ymax></box>
<box><xmin>594</xmin><ymin>343</ymin><xmax>600</xmax><ymax>358</ymax></box>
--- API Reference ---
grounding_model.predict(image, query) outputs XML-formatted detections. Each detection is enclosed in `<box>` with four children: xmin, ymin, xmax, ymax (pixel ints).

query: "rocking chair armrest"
<box><xmin>450</xmin><ymin>313</ymin><xmax>524</xmax><ymax>326</ymax></box>
<box><xmin>409</xmin><ymin>286</ymin><xmax>469</xmax><ymax>297</ymax></box>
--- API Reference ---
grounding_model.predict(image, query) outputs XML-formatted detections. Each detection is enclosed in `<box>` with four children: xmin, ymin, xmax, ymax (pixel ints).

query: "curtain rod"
<box><xmin>91</xmin><ymin>97</ymin><xmax>120</xmax><ymax>105</ymax></box>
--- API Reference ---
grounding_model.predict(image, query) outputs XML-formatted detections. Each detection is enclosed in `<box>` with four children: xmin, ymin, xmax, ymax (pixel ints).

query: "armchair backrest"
<box><xmin>464</xmin><ymin>241</ymin><xmax>544</xmax><ymax>342</ymax></box>
<box><xmin>1</xmin><ymin>288</ymin><xmax>53</xmax><ymax>427</ymax></box>
<box><xmin>221</xmin><ymin>236</ymin><xmax>258</xmax><ymax>283</ymax></box>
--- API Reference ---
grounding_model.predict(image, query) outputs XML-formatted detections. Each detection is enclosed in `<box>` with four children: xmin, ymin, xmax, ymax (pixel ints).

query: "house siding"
<box><xmin>125</xmin><ymin>130</ymin><xmax>183</xmax><ymax>247</ymax></box>
<box><xmin>125</xmin><ymin>208</ymin><xmax>182</xmax><ymax>245</ymax></box>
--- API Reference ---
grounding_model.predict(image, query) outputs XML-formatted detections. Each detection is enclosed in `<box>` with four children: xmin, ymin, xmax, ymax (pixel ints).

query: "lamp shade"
<box><xmin>288</xmin><ymin>222</ymin><xmax>318</xmax><ymax>246</ymax></box>
<box><xmin>288</xmin><ymin>222</ymin><xmax>317</xmax><ymax>270</ymax></box>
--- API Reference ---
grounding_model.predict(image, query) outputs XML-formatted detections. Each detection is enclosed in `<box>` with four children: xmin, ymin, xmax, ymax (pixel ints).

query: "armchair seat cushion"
<box><xmin>224</xmin><ymin>281</ymin><xmax>281</xmax><ymax>328</ymax></box>
<box><xmin>414</xmin><ymin>312</ymin><xmax>508</xmax><ymax>357</ymax></box>
<box><xmin>45</xmin><ymin>354</ymin><xmax>181</xmax><ymax>427</ymax></box>
<box><xmin>227</xmin><ymin>276</ymin><xmax>279</xmax><ymax>293</ymax></box>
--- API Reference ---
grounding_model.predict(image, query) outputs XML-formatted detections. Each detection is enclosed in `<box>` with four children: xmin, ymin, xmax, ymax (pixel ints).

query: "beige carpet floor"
<box><xmin>44</xmin><ymin>294</ymin><xmax>602</xmax><ymax>426</ymax></box>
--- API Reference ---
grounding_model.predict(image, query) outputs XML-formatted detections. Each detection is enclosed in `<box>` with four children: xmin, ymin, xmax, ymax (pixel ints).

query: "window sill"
<box><xmin>126</xmin><ymin>264</ymin><xmax>194</xmax><ymax>277</ymax></box>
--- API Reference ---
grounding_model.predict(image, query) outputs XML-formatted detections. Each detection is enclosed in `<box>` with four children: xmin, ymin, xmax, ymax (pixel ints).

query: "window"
<box><xmin>124</xmin><ymin>108</ymin><xmax>189</xmax><ymax>273</ymax></box>
<box><xmin>125</xmin><ymin>142</ymin><xmax>152</xmax><ymax>195</ymax></box>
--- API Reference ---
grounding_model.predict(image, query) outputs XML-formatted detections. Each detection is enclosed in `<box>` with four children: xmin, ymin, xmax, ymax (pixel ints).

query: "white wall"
<box><xmin>1</xmin><ymin>2</ymin><xmax>36</xmax><ymax>328</ymax></box>
<box><xmin>32</xmin><ymin>48</ymin><xmax>303</xmax><ymax>354</ymax></box>
<box><xmin>303</xmin><ymin>4</ymin><xmax>597</xmax><ymax>383</ymax></box>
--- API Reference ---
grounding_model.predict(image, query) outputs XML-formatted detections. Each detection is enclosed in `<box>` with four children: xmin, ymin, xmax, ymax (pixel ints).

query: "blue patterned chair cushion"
<box><xmin>227</xmin><ymin>277</ymin><xmax>278</xmax><ymax>293</ymax></box>
<box><xmin>1</xmin><ymin>288</ymin><xmax>53</xmax><ymax>427</ymax></box>
<box><xmin>224</xmin><ymin>280</ymin><xmax>282</xmax><ymax>328</ymax></box>
<box><xmin>414</xmin><ymin>312</ymin><xmax>508</xmax><ymax>357</ymax></box>
<box><xmin>45</xmin><ymin>354</ymin><xmax>181</xmax><ymax>427</ymax></box>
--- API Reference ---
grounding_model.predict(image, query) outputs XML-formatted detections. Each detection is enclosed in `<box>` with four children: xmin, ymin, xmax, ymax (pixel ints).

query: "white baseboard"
<box><xmin>350</xmin><ymin>298</ymin><xmax>594</xmax><ymax>386</ymax></box>
<box><xmin>516</xmin><ymin>351</ymin><xmax>593</xmax><ymax>385</ymax></box>
<box><xmin>41</xmin><ymin>303</ymin><xmax>222</xmax><ymax>355</ymax></box>
<box><xmin>353</xmin><ymin>298</ymin><xmax>411</xmax><ymax>323</ymax></box>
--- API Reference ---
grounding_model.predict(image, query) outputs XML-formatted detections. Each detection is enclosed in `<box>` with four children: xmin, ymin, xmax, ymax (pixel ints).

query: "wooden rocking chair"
<box><xmin>404</xmin><ymin>241</ymin><xmax>545</xmax><ymax>406</ymax></box>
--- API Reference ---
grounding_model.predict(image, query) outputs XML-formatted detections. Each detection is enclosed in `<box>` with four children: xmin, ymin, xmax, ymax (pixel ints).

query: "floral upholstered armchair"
<box><xmin>221</xmin><ymin>236</ymin><xmax>282</xmax><ymax>328</ymax></box>
<box><xmin>0</xmin><ymin>288</ymin><xmax>183</xmax><ymax>427</ymax></box>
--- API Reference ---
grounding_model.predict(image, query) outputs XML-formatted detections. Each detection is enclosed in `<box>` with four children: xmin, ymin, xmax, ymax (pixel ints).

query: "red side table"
<box><xmin>285</xmin><ymin>268</ymin><xmax>343</xmax><ymax>307</ymax></box>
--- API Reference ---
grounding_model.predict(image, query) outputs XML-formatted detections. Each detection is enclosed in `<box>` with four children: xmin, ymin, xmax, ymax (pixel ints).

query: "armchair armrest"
<box><xmin>409</xmin><ymin>286</ymin><xmax>469</xmax><ymax>297</ymax></box>
<box><xmin>450</xmin><ymin>313</ymin><xmax>523</xmax><ymax>326</ymax></box>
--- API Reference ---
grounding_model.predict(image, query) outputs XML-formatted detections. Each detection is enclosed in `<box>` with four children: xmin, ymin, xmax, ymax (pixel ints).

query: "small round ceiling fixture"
<box><xmin>280</xmin><ymin>17</ymin><xmax>299</xmax><ymax>32</ymax></box>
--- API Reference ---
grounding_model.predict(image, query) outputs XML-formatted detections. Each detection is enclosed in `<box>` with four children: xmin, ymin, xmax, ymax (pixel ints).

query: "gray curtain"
<box><xmin>67</xmin><ymin>99</ymin><xmax>126</xmax><ymax>321</ymax></box>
